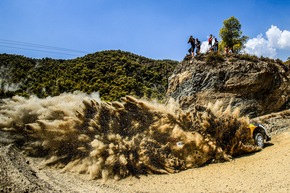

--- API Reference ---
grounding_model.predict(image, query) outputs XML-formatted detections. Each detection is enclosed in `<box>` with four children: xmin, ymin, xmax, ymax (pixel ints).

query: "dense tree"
<box><xmin>219</xmin><ymin>16</ymin><xmax>248</xmax><ymax>53</ymax></box>
<box><xmin>0</xmin><ymin>51</ymin><xmax>178</xmax><ymax>101</ymax></box>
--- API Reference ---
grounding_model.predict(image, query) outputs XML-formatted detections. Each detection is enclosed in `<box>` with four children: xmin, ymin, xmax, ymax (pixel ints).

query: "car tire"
<box><xmin>254</xmin><ymin>133</ymin><xmax>264</xmax><ymax>148</ymax></box>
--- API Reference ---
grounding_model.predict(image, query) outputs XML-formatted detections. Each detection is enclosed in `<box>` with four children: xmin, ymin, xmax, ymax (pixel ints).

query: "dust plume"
<box><xmin>0</xmin><ymin>92</ymin><xmax>260</xmax><ymax>180</ymax></box>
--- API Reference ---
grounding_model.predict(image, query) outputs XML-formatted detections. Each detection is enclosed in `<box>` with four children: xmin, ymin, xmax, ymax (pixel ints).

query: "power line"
<box><xmin>0</xmin><ymin>44</ymin><xmax>79</xmax><ymax>56</ymax></box>
<box><xmin>0</xmin><ymin>38</ymin><xmax>88</xmax><ymax>53</ymax></box>
<box><xmin>0</xmin><ymin>38</ymin><xmax>89</xmax><ymax>56</ymax></box>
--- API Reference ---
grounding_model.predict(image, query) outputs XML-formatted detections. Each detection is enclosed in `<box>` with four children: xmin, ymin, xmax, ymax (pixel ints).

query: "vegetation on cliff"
<box><xmin>0</xmin><ymin>50</ymin><xmax>178</xmax><ymax>101</ymax></box>
<box><xmin>219</xmin><ymin>16</ymin><xmax>248</xmax><ymax>53</ymax></box>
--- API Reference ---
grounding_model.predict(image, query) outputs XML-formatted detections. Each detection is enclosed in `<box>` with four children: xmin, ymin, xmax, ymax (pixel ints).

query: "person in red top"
<box><xmin>208</xmin><ymin>34</ymin><xmax>213</xmax><ymax>48</ymax></box>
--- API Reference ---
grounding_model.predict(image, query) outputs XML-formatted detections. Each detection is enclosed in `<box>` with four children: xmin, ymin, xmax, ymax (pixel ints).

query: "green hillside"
<box><xmin>0</xmin><ymin>50</ymin><xmax>178</xmax><ymax>101</ymax></box>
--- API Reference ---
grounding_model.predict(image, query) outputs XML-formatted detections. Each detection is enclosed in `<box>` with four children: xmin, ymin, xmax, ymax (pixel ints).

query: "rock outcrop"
<box><xmin>167</xmin><ymin>54</ymin><xmax>290</xmax><ymax>117</ymax></box>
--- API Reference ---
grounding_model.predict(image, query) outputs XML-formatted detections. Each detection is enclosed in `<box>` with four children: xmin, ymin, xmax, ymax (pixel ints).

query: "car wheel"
<box><xmin>254</xmin><ymin>133</ymin><xmax>264</xmax><ymax>148</ymax></box>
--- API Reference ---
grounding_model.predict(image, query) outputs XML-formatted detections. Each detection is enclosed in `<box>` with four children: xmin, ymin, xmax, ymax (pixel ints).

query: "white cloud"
<box><xmin>244</xmin><ymin>34</ymin><xmax>276</xmax><ymax>58</ymax></box>
<box><xmin>244</xmin><ymin>25</ymin><xmax>290</xmax><ymax>59</ymax></box>
<box><xmin>278</xmin><ymin>31</ymin><xmax>290</xmax><ymax>49</ymax></box>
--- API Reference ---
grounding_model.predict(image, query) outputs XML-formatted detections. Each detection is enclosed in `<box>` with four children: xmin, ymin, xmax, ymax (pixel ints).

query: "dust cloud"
<box><xmin>0</xmin><ymin>92</ymin><xmax>261</xmax><ymax>180</ymax></box>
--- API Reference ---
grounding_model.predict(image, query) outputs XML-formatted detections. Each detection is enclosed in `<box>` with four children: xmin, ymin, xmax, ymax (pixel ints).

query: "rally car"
<box><xmin>248</xmin><ymin>123</ymin><xmax>271</xmax><ymax>148</ymax></box>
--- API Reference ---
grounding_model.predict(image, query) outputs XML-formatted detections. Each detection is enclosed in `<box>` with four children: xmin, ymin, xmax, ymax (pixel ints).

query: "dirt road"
<box><xmin>1</xmin><ymin>129</ymin><xmax>290</xmax><ymax>193</ymax></box>
<box><xmin>109</xmin><ymin>130</ymin><xmax>290</xmax><ymax>193</ymax></box>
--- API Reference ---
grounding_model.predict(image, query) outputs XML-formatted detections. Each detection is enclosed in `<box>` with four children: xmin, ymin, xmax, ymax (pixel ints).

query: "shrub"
<box><xmin>206</xmin><ymin>53</ymin><xmax>225</xmax><ymax>64</ymax></box>
<box><xmin>237</xmin><ymin>54</ymin><xmax>259</xmax><ymax>62</ymax></box>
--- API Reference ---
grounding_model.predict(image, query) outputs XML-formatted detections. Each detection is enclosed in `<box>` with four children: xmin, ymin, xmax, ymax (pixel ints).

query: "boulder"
<box><xmin>167</xmin><ymin>54</ymin><xmax>290</xmax><ymax>117</ymax></box>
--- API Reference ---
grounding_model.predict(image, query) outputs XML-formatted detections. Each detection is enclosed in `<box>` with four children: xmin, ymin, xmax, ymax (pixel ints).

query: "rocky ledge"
<box><xmin>167</xmin><ymin>53</ymin><xmax>290</xmax><ymax>117</ymax></box>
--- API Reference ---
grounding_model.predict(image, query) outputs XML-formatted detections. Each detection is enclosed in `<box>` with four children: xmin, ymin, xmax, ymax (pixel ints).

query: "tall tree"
<box><xmin>219</xmin><ymin>16</ymin><xmax>248</xmax><ymax>53</ymax></box>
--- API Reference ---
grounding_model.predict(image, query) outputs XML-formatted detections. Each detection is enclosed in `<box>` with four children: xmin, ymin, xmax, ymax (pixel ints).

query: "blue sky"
<box><xmin>1</xmin><ymin>0</ymin><xmax>290</xmax><ymax>61</ymax></box>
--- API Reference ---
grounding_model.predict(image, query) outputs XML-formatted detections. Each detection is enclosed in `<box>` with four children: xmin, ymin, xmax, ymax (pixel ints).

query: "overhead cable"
<box><xmin>0</xmin><ymin>44</ymin><xmax>79</xmax><ymax>56</ymax></box>
<box><xmin>0</xmin><ymin>38</ymin><xmax>88</xmax><ymax>56</ymax></box>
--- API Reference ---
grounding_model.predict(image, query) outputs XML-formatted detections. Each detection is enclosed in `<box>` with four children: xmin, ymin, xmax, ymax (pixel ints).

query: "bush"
<box><xmin>236</xmin><ymin>54</ymin><xmax>259</xmax><ymax>62</ymax></box>
<box><xmin>206</xmin><ymin>53</ymin><xmax>225</xmax><ymax>64</ymax></box>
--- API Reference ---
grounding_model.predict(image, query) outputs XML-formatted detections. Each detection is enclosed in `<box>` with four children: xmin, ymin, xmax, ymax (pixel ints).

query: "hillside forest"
<box><xmin>0</xmin><ymin>50</ymin><xmax>178</xmax><ymax>101</ymax></box>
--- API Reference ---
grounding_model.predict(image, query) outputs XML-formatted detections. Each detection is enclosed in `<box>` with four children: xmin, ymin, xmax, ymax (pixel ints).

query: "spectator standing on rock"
<box><xmin>195</xmin><ymin>38</ymin><xmax>201</xmax><ymax>55</ymax></box>
<box><xmin>213</xmin><ymin>38</ymin><xmax>219</xmax><ymax>52</ymax></box>
<box><xmin>188</xmin><ymin>35</ymin><xmax>195</xmax><ymax>57</ymax></box>
<box><xmin>208</xmin><ymin>34</ymin><xmax>213</xmax><ymax>48</ymax></box>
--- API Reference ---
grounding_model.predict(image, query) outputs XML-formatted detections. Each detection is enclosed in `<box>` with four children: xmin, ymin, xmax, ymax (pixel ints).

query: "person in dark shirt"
<box><xmin>188</xmin><ymin>35</ymin><xmax>195</xmax><ymax>57</ymax></box>
<box><xmin>213</xmin><ymin>38</ymin><xmax>219</xmax><ymax>52</ymax></box>
<box><xmin>195</xmin><ymin>38</ymin><xmax>201</xmax><ymax>55</ymax></box>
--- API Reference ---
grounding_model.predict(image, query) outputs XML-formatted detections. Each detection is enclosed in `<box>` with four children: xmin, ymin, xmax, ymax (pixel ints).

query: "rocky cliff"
<box><xmin>167</xmin><ymin>53</ymin><xmax>290</xmax><ymax>118</ymax></box>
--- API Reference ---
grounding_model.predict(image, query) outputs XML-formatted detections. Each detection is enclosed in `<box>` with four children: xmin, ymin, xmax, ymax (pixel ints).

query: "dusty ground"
<box><xmin>112</xmin><ymin>129</ymin><xmax>290</xmax><ymax>193</ymax></box>
<box><xmin>1</xmin><ymin>128</ymin><xmax>289</xmax><ymax>193</ymax></box>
